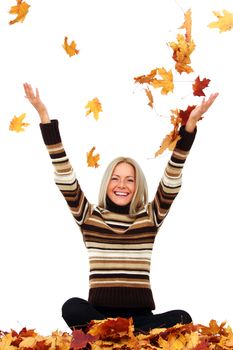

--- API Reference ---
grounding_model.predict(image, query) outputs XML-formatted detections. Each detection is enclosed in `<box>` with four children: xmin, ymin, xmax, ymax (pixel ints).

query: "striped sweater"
<box><xmin>40</xmin><ymin>120</ymin><xmax>196</xmax><ymax>310</ymax></box>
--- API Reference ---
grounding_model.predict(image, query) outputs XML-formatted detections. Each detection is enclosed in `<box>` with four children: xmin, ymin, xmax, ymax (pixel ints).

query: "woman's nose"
<box><xmin>117</xmin><ymin>179</ymin><xmax>125</xmax><ymax>188</ymax></box>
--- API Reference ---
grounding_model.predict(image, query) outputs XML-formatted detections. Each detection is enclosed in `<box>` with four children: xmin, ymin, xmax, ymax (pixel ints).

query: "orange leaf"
<box><xmin>208</xmin><ymin>9</ymin><xmax>233</xmax><ymax>33</ymax></box>
<box><xmin>169</xmin><ymin>34</ymin><xmax>195</xmax><ymax>74</ymax></box>
<box><xmin>88</xmin><ymin>317</ymin><xmax>134</xmax><ymax>340</ymax></box>
<box><xmin>155</xmin><ymin>110</ymin><xmax>182</xmax><ymax>157</ymax></box>
<box><xmin>179</xmin><ymin>9</ymin><xmax>192</xmax><ymax>43</ymax></box>
<box><xmin>155</xmin><ymin>132</ymin><xmax>181</xmax><ymax>157</ymax></box>
<box><xmin>85</xmin><ymin>98</ymin><xmax>102</xmax><ymax>121</ymax></box>
<box><xmin>134</xmin><ymin>67</ymin><xmax>174</xmax><ymax>94</ymax></box>
<box><xmin>192</xmin><ymin>76</ymin><xmax>211</xmax><ymax>96</ymax></box>
<box><xmin>9</xmin><ymin>113</ymin><xmax>30</xmax><ymax>132</ymax></box>
<box><xmin>9</xmin><ymin>0</ymin><xmax>30</xmax><ymax>25</ymax></box>
<box><xmin>62</xmin><ymin>37</ymin><xmax>80</xmax><ymax>57</ymax></box>
<box><xmin>87</xmin><ymin>147</ymin><xmax>100</xmax><ymax>168</ymax></box>
<box><xmin>144</xmin><ymin>87</ymin><xmax>154</xmax><ymax>109</ymax></box>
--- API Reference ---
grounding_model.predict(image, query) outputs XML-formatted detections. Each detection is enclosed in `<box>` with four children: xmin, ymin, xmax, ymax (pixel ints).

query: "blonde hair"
<box><xmin>98</xmin><ymin>157</ymin><xmax>148</xmax><ymax>215</ymax></box>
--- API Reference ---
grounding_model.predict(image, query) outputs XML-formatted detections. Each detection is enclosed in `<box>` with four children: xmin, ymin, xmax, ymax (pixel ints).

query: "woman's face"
<box><xmin>107</xmin><ymin>162</ymin><xmax>136</xmax><ymax>206</ymax></box>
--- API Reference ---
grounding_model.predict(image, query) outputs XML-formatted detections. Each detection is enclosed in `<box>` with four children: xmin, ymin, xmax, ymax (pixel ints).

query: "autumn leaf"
<box><xmin>9</xmin><ymin>113</ymin><xmax>30</xmax><ymax>132</ymax></box>
<box><xmin>87</xmin><ymin>147</ymin><xmax>100</xmax><ymax>168</ymax></box>
<box><xmin>192</xmin><ymin>76</ymin><xmax>211</xmax><ymax>96</ymax></box>
<box><xmin>208</xmin><ymin>9</ymin><xmax>233</xmax><ymax>33</ymax></box>
<box><xmin>169</xmin><ymin>33</ymin><xmax>195</xmax><ymax>74</ymax></box>
<box><xmin>62</xmin><ymin>37</ymin><xmax>80</xmax><ymax>57</ymax></box>
<box><xmin>88</xmin><ymin>317</ymin><xmax>134</xmax><ymax>340</ymax></box>
<box><xmin>169</xmin><ymin>8</ymin><xmax>195</xmax><ymax>74</ymax></box>
<box><xmin>71</xmin><ymin>329</ymin><xmax>98</xmax><ymax>350</ymax></box>
<box><xmin>155</xmin><ymin>131</ymin><xmax>181</xmax><ymax>157</ymax></box>
<box><xmin>145</xmin><ymin>87</ymin><xmax>154</xmax><ymax>109</ymax></box>
<box><xmin>179</xmin><ymin>105</ymin><xmax>197</xmax><ymax>125</ymax></box>
<box><xmin>9</xmin><ymin>0</ymin><xmax>30</xmax><ymax>25</ymax></box>
<box><xmin>85</xmin><ymin>97</ymin><xmax>102</xmax><ymax>120</ymax></box>
<box><xmin>134</xmin><ymin>67</ymin><xmax>174</xmax><ymax>94</ymax></box>
<box><xmin>179</xmin><ymin>8</ymin><xmax>192</xmax><ymax>43</ymax></box>
<box><xmin>155</xmin><ymin>110</ymin><xmax>181</xmax><ymax>157</ymax></box>
<box><xmin>151</xmin><ymin>68</ymin><xmax>174</xmax><ymax>94</ymax></box>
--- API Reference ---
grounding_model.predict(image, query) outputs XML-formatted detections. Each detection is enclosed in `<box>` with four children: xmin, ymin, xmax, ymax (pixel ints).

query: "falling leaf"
<box><xmin>155</xmin><ymin>111</ymin><xmax>181</xmax><ymax>157</ymax></box>
<box><xmin>70</xmin><ymin>329</ymin><xmax>98</xmax><ymax>350</ymax></box>
<box><xmin>62</xmin><ymin>37</ymin><xmax>80</xmax><ymax>57</ymax></box>
<box><xmin>9</xmin><ymin>113</ymin><xmax>30</xmax><ymax>132</ymax></box>
<box><xmin>179</xmin><ymin>105</ymin><xmax>197</xmax><ymax>125</ymax></box>
<box><xmin>169</xmin><ymin>34</ymin><xmax>195</xmax><ymax>74</ymax></box>
<box><xmin>208</xmin><ymin>9</ymin><xmax>233</xmax><ymax>32</ymax></box>
<box><xmin>9</xmin><ymin>0</ymin><xmax>30</xmax><ymax>25</ymax></box>
<box><xmin>155</xmin><ymin>131</ymin><xmax>181</xmax><ymax>157</ymax></box>
<box><xmin>179</xmin><ymin>8</ymin><xmax>192</xmax><ymax>43</ymax></box>
<box><xmin>169</xmin><ymin>8</ymin><xmax>195</xmax><ymax>74</ymax></box>
<box><xmin>192</xmin><ymin>76</ymin><xmax>211</xmax><ymax>96</ymax></box>
<box><xmin>85</xmin><ymin>97</ymin><xmax>102</xmax><ymax>121</ymax></box>
<box><xmin>87</xmin><ymin>147</ymin><xmax>100</xmax><ymax>168</ymax></box>
<box><xmin>134</xmin><ymin>67</ymin><xmax>174</xmax><ymax>94</ymax></box>
<box><xmin>145</xmin><ymin>87</ymin><xmax>154</xmax><ymax>108</ymax></box>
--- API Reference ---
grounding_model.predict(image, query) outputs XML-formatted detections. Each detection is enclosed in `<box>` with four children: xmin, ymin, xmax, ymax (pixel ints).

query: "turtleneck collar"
<box><xmin>106</xmin><ymin>196</ymin><xmax>130</xmax><ymax>214</ymax></box>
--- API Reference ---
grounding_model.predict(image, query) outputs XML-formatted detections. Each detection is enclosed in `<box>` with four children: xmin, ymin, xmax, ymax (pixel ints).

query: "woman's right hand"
<box><xmin>23</xmin><ymin>83</ymin><xmax>50</xmax><ymax>124</ymax></box>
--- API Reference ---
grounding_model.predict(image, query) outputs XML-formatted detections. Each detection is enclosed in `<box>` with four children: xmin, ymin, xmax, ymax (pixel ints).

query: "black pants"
<box><xmin>62</xmin><ymin>297</ymin><xmax>192</xmax><ymax>332</ymax></box>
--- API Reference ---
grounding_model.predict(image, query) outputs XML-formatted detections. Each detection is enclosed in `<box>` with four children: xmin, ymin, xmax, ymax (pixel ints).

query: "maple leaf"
<box><xmin>85</xmin><ymin>97</ymin><xmax>102</xmax><ymax>120</ymax></box>
<box><xmin>179</xmin><ymin>8</ymin><xmax>192</xmax><ymax>43</ymax></box>
<box><xmin>208</xmin><ymin>9</ymin><xmax>233</xmax><ymax>33</ymax></box>
<box><xmin>87</xmin><ymin>147</ymin><xmax>100</xmax><ymax>168</ymax></box>
<box><xmin>88</xmin><ymin>317</ymin><xmax>134</xmax><ymax>341</ymax></box>
<box><xmin>192</xmin><ymin>76</ymin><xmax>211</xmax><ymax>96</ymax></box>
<box><xmin>169</xmin><ymin>34</ymin><xmax>195</xmax><ymax>74</ymax></box>
<box><xmin>62</xmin><ymin>37</ymin><xmax>80</xmax><ymax>57</ymax></box>
<box><xmin>155</xmin><ymin>110</ymin><xmax>181</xmax><ymax>157</ymax></box>
<box><xmin>179</xmin><ymin>105</ymin><xmax>197</xmax><ymax>125</ymax></box>
<box><xmin>9</xmin><ymin>0</ymin><xmax>30</xmax><ymax>25</ymax></box>
<box><xmin>151</xmin><ymin>67</ymin><xmax>174</xmax><ymax>94</ymax></box>
<box><xmin>9</xmin><ymin>113</ymin><xmax>30</xmax><ymax>132</ymax></box>
<box><xmin>70</xmin><ymin>329</ymin><xmax>98</xmax><ymax>350</ymax></box>
<box><xmin>145</xmin><ymin>87</ymin><xmax>154</xmax><ymax>109</ymax></box>
<box><xmin>134</xmin><ymin>67</ymin><xmax>174</xmax><ymax>94</ymax></box>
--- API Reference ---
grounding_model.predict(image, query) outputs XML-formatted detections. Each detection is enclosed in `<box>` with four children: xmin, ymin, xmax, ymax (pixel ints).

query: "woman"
<box><xmin>23</xmin><ymin>83</ymin><xmax>218</xmax><ymax>332</ymax></box>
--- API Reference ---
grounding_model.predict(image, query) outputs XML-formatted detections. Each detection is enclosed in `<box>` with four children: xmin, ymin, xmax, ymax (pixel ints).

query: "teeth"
<box><xmin>115</xmin><ymin>192</ymin><xmax>128</xmax><ymax>196</ymax></box>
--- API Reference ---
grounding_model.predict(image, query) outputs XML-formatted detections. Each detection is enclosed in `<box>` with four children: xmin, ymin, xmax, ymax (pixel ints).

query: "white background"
<box><xmin>0</xmin><ymin>0</ymin><xmax>232</xmax><ymax>334</ymax></box>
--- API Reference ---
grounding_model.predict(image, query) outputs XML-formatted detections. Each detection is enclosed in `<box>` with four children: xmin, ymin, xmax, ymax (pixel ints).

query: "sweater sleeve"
<box><xmin>152</xmin><ymin>125</ymin><xmax>196</xmax><ymax>229</ymax></box>
<box><xmin>40</xmin><ymin>119</ymin><xmax>90</xmax><ymax>226</ymax></box>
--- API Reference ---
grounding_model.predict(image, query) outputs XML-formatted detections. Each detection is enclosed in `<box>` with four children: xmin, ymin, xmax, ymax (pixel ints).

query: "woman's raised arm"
<box><xmin>23</xmin><ymin>82</ymin><xmax>50</xmax><ymax>124</ymax></box>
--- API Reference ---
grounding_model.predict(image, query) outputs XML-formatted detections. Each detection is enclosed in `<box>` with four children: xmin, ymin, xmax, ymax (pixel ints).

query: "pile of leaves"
<box><xmin>1</xmin><ymin>318</ymin><xmax>233</xmax><ymax>350</ymax></box>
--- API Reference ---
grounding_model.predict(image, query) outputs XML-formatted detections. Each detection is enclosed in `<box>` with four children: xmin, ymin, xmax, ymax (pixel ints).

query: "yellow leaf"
<box><xmin>208</xmin><ymin>9</ymin><xmax>233</xmax><ymax>32</ymax></box>
<box><xmin>85</xmin><ymin>98</ymin><xmax>102</xmax><ymax>121</ymax></box>
<box><xmin>134</xmin><ymin>68</ymin><xmax>174</xmax><ymax>95</ymax></box>
<box><xmin>151</xmin><ymin>67</ymin><xmax>174</xmax><ymax>95</ymax></box>
<box><xmin>179</xmin><ymin>9</ymin><xmax>192</xmax><ymax>43</ymax></box>
<box><xmin>9</xmin><ymin>113</ymin><xmax>30</xmax><ymax>132</ymax></box>
<box><xmin>62</xmin><ymin>37</ymin><xmax>80</xmax><ymax>57</ymax></box>
<box><xmin>0</xmin><ymin>333</ymin><xmax>17</xmax><ymax>350</ymax></box>
<box><xmin>87</xmin><ymin>147</ymin><xmax>100</xmax><ymax>168</ymax></box>
<box><xmin>169</xmin><ymin>34</ymin><xmax>195</xmax><ymax>74</ymax></box>
<box><xmin>9</xmin><ymin>0</ymin><xmax>30</xmax><ymax>25</ymax></box>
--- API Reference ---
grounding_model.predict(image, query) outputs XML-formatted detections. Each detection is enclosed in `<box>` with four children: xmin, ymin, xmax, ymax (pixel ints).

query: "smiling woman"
<box><xmin>22</xmin><ymin>82</ymin><xmax>218</xmax><ymax>332</ymax></box>
<box><xmin>98</xmin><ymin>157</ymin><xmax>148</xmax><ymax>214</ymax></box>
<box><xmin>107</xmin><ymin>162</ymin><xmax>136</xmax><ymax>207</ymax></box>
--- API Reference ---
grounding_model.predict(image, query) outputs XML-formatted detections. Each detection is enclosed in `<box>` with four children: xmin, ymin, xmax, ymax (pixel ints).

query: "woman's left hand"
<box><xmin>185</xmin><ymin>92</ymin><xmax>219</xmax><ymax>133</ymax></box>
